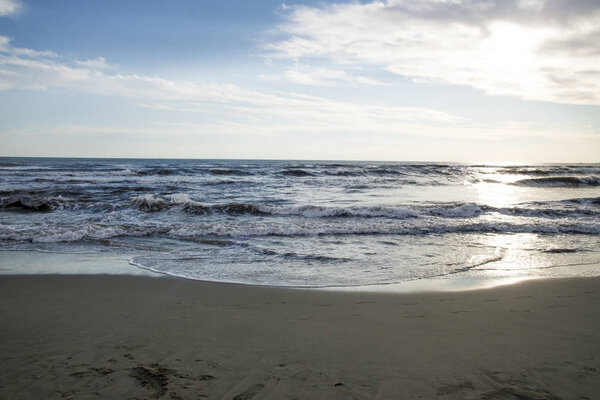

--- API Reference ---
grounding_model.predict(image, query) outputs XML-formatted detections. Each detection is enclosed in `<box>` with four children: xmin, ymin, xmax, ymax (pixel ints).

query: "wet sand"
<box><xmin>0</xmin><ymin>275</ymin><xmax>599</xmax><ymax>399</ymax></box>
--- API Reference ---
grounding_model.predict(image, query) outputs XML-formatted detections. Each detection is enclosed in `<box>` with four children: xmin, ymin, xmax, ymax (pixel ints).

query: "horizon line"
<box><xmin>1</xmin><ymin>155</ymin><xmax>598</xmax><ymax>165</ymax></box>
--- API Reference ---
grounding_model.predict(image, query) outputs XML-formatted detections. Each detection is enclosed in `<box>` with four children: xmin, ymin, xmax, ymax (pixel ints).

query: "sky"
<box><xmin>0</xmin><ymin>0</ymin><xmax>598</xmax><ymax>162</ymax></box>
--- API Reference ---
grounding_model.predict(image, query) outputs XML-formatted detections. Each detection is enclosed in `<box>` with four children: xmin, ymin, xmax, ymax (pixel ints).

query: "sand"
<box><xmin>0</xmin><ymin>275</ymin><xmax>599</xmax><ymax>400</ymax></box>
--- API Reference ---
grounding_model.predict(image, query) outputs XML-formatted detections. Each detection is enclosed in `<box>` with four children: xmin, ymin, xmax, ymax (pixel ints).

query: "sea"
<box><xmin>1</xmin><ymin>157</ymin><xmax>599</xmax><ymax>288</ymax></box>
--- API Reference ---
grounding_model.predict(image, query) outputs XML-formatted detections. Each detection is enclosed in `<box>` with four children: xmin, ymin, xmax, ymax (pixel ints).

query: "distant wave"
<box><xmin>133</xmin><ymin>167</ymin><xmax>208</xmax><ymax>176</ymax></box>
<box><xmin>134</xmin><ymin>168</ymin><xmax>180</xmax><ymax>176</ymax></box>
<box><xmin>513</xmin><ymin>176</ymin><xmax>600</xmax><ymax>187</ymax></box>
<box><xmin>280</xmin><ymin>164</ymin><xmax>467</xmax><ymax>178</ymax></box>
<box><xmin>209</xmin><ymin>168</ymin><xmax>253</xmax><ymax>176</ymax></box>
<box><xmin>206</xmin><ymin>179</ymin><xmax>244</xmax><ymax>185</ymax></box>
<box><xmin>281</xmin><ymin>169</ymin><xmax>314</xmax><ymax>177</ymax></box>
<box><xmin>4</xmin><ymin>161</ymin><xmax>599</xmax><ymax>182</ymax></box>
<box><xmin>495</xmin><ymin>166</ymin><xmax>600</xmax><ymax>176</ymax></box>
<box><xmin>365</xmin><ymin>167</ymin><xmax>404</xmax><ymax>176</ymax></box>
<box><xmin>323</xmin><ymin>170</ymin><xmax>364</xmax><ymax>176</ymax></box>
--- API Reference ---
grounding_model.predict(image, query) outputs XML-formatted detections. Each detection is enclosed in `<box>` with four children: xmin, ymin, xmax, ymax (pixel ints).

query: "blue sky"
<box><xmin>0</xmin><ymin>0</ymin><xmax>598</xmax><ymax>162</ymax></box>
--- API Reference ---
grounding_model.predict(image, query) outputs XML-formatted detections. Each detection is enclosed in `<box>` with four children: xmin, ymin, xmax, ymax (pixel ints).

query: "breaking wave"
<box><xmin>130</xmin><ymin>195</ymin><xmax>600</xmax><ymax>219</ymax></box>
<box><xmin>3</xmin><ymin>220</ymin><xmax>600</xmax><ymax>244</ymax></box>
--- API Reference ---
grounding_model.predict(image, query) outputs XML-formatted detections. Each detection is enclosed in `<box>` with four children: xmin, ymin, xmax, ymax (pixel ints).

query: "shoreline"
<box><xmin>3</xmin><ymin>249</ymin><xmax>599</xmax><ymax>294</ymax></box>
<box><xmin>1</xmin><ymin>273</ymin><xmax>599</xmax><ymax>399</ymax></box>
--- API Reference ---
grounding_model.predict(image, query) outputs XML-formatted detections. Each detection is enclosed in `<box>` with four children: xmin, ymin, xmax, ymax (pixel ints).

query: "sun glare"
<box><xmin>486</xmin><ymin>23</ymin><xmax>539</xmax><ymax>71</ymax></box>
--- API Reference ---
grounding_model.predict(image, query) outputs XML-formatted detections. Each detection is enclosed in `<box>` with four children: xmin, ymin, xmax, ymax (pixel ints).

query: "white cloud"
<box><xmin>0</xmin><ymin>34</ymin><xmax>466</xmax><ymax>136</ymax></box>
<box><xmin>0</xmin><ymin>0</ymin><xmax>21</xmax><ymax>17</ymax></box>
<box><xmin>266</xmin><ymin>0</ymin><xmax>600</xmax><ymax>105</ymax></box>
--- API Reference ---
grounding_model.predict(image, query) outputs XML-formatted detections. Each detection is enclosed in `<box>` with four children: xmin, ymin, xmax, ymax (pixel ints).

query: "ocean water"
<box><xmin>1</xmin><ymin>157</ymin><xmax>599</xmax><ymax>287</ymax></box>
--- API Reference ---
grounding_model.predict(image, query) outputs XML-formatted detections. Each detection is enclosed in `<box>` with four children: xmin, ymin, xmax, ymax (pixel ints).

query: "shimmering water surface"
<box><xmin>1</xmin><ymin>158</ymin><xmax>599</xmax><ymax>287</ymax></box>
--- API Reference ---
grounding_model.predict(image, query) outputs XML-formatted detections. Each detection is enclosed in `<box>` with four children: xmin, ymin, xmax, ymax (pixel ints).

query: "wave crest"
<box><xmin>514</xmin><ymin>176</ymin><xmax>600</xmax><ymax>187</ymax></box>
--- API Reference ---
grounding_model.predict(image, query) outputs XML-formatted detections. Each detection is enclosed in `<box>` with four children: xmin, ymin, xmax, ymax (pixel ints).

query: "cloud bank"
<box><xmin>0</xmin><ymin>34</ymin><xmax>466</xmax><ymax>137</ymax></box>
<box><xmin>267</xmin><ymin>0</ymin><xmax>600</xmax><ymax>105</ymax></box>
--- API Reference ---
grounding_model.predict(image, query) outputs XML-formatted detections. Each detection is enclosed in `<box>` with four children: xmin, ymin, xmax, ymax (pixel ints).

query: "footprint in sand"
<box><xmin>129</xmin><ymin>364</ymin><xmax>175</xmax><ymax>399</ymax></box>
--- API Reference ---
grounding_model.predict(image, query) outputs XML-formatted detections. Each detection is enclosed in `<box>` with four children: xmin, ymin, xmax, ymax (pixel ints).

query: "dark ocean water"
<box><xmin>1</xmin><ymin>158</ymin><xmax>599</xmax><ymax>287</ymax></box>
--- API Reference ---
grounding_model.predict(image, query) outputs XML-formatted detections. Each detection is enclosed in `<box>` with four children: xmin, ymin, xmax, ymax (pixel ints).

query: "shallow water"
<box><xmin>1</xmin><ymin>157</ymin><xmax>599</xmax><ymax>287</ymax></box>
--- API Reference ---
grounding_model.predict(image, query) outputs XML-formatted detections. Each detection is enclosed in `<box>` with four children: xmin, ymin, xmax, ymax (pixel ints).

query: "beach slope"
<box><xmin>1</xmin><ymin>275</ymin><xmax>599</xmax><ymax>399</ymax></box>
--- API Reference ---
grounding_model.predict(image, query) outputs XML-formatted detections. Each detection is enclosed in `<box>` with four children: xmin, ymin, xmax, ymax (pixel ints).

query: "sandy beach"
<box><xmin>0</xmin><ymin>275</ymin><xmax>598</xmax><ymax>399</ymax></box>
